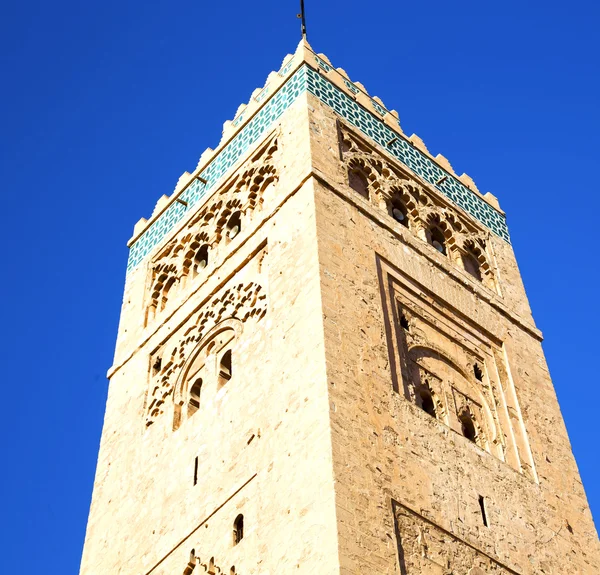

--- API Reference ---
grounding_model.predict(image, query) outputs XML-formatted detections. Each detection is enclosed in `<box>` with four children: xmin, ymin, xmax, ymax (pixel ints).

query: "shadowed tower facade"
<box><xmin>80</xmin><ymin>41</ymin><xmax>600</xmax><ymax>574</ymax></box>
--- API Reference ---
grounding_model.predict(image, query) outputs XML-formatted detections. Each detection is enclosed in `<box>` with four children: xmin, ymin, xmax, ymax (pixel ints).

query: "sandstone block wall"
<box><xmin>308</xmin><ymin>93</ymin><xmax>600</xmax><ymax>574</ymax></box>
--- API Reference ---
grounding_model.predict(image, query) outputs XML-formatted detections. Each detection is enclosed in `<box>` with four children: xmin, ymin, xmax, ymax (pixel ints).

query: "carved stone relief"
<box><xmin>145</xmin><ymin>133</ymin><xmax>279</xmax><ymax>325</ymax></box>
<box><xmin>377</xmin><ymin>255</ymin><xmax>537</xmax><ymax>480</ymax></box>
<box><xmin>181</xmin><ymin>550</ymin><xmax>237</xmax><ymax>575</ymax></box>
<box><xmin>392</xmin><ymin>500</ymin><xmax>520</xmax><ymax>575</ymax></box>
<box><xmin>340</xmin><ymin>125</ymin><xmax>496</xmax><ymax>291</ymax></box>
<box><xmin>145</xmin><ymin>246</ymin><xmax>268</xmax><ymax>428</ymax></box>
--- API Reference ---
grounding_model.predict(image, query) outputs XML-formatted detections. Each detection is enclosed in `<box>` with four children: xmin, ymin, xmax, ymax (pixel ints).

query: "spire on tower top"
<box><xmin>298</xmin><ymin>0</ymin><xmax>307</xmax><ymax>40</ymax></box>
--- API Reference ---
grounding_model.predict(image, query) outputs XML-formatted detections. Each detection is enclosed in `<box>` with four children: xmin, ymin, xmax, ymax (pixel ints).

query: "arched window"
<box><xmin>160</xmin><ymin>276</ymin><xmax>177</xmax><ymax>311</ymax></box>
<box><xmin>391</xmin><ymin>199</ymin><xmax>409</xmax><ymax>227</ymax></box>
<box><xmin>227</xmin><ymin>211</ymin><xmax>242</xmax><ymax>240</ymax></box>
<box><xmin>419</xmin><ymin>388</ymin><xmax>436</xmax><ymax>418</ymax></box>
<box><xmin>188</xmin><ymin>379</ymin><xmax>202</xmax><ymax>417</ymax></box>
<box><xmin>193</xmin><ymin>245</ymin><xmax>209</xmax><ymax>275</ymax></box>
<box><xmin>460</xmin><ymin>411</ymin><xmax>477</xmax><ymax>443</ymax></box>
<box><xmin>428</xmin><ymin>226</ymin><xmax>447</xmax><ymax>255</ymax></box>
<box><xmin>348</xmin><ymin>169</ymin><xmax>369</xmax><ymax>199</ymax></box>
<box><xmin>233</xmin><ymin>514</ymin><xmax>244</xmax><ymax>545</ymax></box>
<box><xmin>462</xmin><ymin>252</ymin><xmax>482</xmax><ymax>281</ymax></box>
<box><xmin>218</xmin><ymin>350</ymin><xmax>232</xmax><ymax>388</ymax></box>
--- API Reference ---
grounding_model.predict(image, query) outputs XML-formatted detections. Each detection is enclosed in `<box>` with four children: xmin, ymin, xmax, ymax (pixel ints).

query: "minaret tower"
<box><xmin>80</xmin><ymin>41</ymin><xmax>600</xmax><ymax>574</ymax></box>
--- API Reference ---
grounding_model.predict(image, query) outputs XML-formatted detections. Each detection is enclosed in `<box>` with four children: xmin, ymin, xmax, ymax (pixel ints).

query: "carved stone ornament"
<box><xmin>145</xmin><ymin>280</ymin><xmax>267</xmax><ymax>427</ymax></box>
<box><xmin>393</xmin><ymin>500</ymin><xmax>520</xmax><ymax>575</ymax></box>
<box><xmin>145</xmin><ymin>133</ymin><xmax>279</xmax><ymax>325</ymax></box>
<box><xmin>340</xmin><ymin>125</ymin><xmax>495</xmax><ymax>289</ymax></box>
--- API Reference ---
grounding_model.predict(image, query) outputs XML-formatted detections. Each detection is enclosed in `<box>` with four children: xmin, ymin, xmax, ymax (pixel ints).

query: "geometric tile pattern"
<box><xmin>127</xmin><ymin>64</ymin><xmax>509</xmax><ymax>274</ymax></box>
<box><xmin>126</xmin><ymin>66</ymin><xmax>308</xmax><ymax>273</ymax></box>
<box><xmin>305</xmin><ymin>67</ymin><xmax>510</xmax><ymax>243</ymax></box>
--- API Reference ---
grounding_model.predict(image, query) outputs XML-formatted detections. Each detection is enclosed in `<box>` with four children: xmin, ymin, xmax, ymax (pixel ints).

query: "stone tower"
<box><xmin>80</xmin><ymin>41</ymin><xmax>600</xmax><ymax>575</ymax></box>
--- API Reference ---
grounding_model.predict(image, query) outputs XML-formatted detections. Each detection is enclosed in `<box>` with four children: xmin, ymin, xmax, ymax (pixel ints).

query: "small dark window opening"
<box><xmin>219</xmin><ymin>350</ymin><xmax>232</xmax><ymax>387</ymax></box>
<box><xmin>478</xmin><ymin>495</ymin><xmax>489</xmax><ymax>527</ymax></box>
<box><xmin>152</xmin><ymin>356</ymin><xmax>162</xmax><ymax>376</ymax></box>
<box><xmin>227</xmin><ymin>212</ymin><xmax>242</xmax><ymax>239</ymax></box>
<box><xmin>419</xmin><ymin>389</ymin><xmax>436</xmax><ymax>418</ymax></box>
<box><xmin>193</xmin><ymin>456</ymin><xmax>198</xmax><ymax>486</ymax></box>
<box><xmin>348</xmin><ymin>169</ymin><xmax>369</xmax><ymax>199</ymax></box>
<box><xmin>188</xmin><ymin>379</ymin><xmax>202</xmax><ymax>417</ymax></box>
<box><xmin>463</xmin><ymin>253</ymin><xmax>482</xmax><ymax>281</ymax></box>
<box><xmin>460</xmin><ymin>412</ymin><xmax>477</xmax><ymax>443</ymax></box>
<box><xmin>566</xmin><ymin>521</ymin><xmax>574</xmax><ymax>534</ymax></box>
<box><xmin>194</xmin><ymin>244</ymin><xmax>209</xmax><ymax>273</ymax></box>
<box><xmin>400</xmin><ymin>314</ymin><xmax>410</xmax><ymax>331</ymax></box>
<box><xmin>428</xmin><ymin>227</ymin><xmax>447</xmax><ymax>255</ymax></box>
<box><xmin>391</xmin><ymin>200</ymin><xmax>409</xmax><ymax>227</ymax></box>
<box><xmin>473</xmin><ymin>363</ymin><xmax>483</xmax><ymax>381</ymax></box>
<box><xmin>233</xmin><ymin>514</ymin><xmax>244</xmax><ymax>545</ymax></box>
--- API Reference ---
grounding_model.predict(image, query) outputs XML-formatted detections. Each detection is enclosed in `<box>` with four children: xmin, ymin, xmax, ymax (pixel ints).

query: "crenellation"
<box><xmin>174</xmin><ymin>171</ymin><xmax>193</xmax><ymax>194</ymax></box>
<box><xmin>435</xmin><ymin>152</ymin><xmax>455</xmax><ymax>174</ymax></box>
<box><xmin>459</xmin><ymin>171</ymin><xmax>481</xmax><ymax>193</ymax></box>
<box><xmin>408</xmin><ymin>132</ymin><xmax>431</xmax><ymax>155</ymax></box>
<box><xmin>152</xmin><ymin>194</ymin><xmax>171</xmax><ymax>217</ymax></box>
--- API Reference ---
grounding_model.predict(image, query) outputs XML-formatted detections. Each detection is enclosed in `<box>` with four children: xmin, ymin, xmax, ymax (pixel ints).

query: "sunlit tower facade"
<box><xmin>80</xmin><ymin>41</ymin><xmax>600</xmax><ymax>574</ymax></box>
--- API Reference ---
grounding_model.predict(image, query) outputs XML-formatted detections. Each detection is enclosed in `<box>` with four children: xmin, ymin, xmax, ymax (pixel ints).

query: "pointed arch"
<box><xmin>462</xmin><ymin>239</ymin><xmax>493</xmax><ymax>286</ymax></box>
<box><xmin>172</xmin><ymin>318</ymin><xmax>243</xmax><ymax>430</ymax></box>
<box><xmin>423</xmin><ymin>214</ymin><xmax>453</xmax><ymax>256</ymax></box>
<box><xmin>147</xmin><ymin>262</ymin><xmax>179</xmax><ymax>324</ymax></box>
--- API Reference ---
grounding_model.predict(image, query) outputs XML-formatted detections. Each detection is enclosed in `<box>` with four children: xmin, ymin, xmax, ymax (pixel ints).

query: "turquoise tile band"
<box><xmin>127</xmin><ymin>64</ymin><xmax>509</xmax><ymax>274</ymax></box>
<box><xmin>304</xmin><ymin>67</ymin><xmax>510</xmax><ymax>243</ymax></box>
<box><xmin>126</xmin><ymin>67</ymin><xmax>308</xmax><ymax>274</ymax></box>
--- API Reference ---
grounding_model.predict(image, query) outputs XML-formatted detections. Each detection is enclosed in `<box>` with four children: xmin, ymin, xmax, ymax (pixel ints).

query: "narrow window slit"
<box><xmin>391</xmin><ymin>200</ymin><xmax>409</xmax><ymax>227</ymax></box>
<box><xmin>419</xmin><ymin>388</ymin><xmax>436</xmax><ymax>418</ymax></box>
<box><xmin>348</xmin><ymin>169</ymin><xmax>369</xmax><ymax>199</ymax></box>
<box><xmin>193</xmin><ymin>456</ymin><xmax>198</xmax><ymax>486</ymax></box>
<box><xmin>460</xmin><ymin>412</ymin><xmax>477</xmax><ymax>443</ymax></box>
<box><xmin>227</xmin><ymin>212</ymin><xmax>242</xmax><ymax>239</ymax></box>
<box><xmin>188</xmin><ymin>379</ymin><xmax>202</xmax><ymax>417</ymax></box>
<box><xmin>400</xmin><ymin>314</ymin><xmax>410</xmax><ymax>331</ymax></box>
<box><xmin>479</xmin><ymin>495</ymin><xmax>489</xmax><ymax>527</ymax></box>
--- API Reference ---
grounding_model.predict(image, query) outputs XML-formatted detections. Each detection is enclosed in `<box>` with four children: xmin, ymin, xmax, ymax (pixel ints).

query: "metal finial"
<box><xmin>298</xmin><ymin>0</ymin><xmax>307</xmax><ymax>39</ymax></box>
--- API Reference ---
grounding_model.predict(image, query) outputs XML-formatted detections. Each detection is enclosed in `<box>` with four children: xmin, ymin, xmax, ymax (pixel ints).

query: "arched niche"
<box><xmin>408</xmin><ymin>345</ymin><xmax>497</xmax><ymax>450</ymax></box>
<box><xmin>172</xmin><ymin>318</ymin><xmax>243</xmax><ymax>431</ymax></box>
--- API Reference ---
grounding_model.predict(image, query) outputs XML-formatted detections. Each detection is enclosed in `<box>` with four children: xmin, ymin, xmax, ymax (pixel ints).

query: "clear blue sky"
<box><xmin>1</xmin><ymin>1</ymin><xmax>598</xmax><ymax>572</ymax></box>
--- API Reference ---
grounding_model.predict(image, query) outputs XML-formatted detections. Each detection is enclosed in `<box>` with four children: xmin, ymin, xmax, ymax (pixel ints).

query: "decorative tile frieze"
<box><xmin>304</xmin><ymin>66</ymin><xmax>510</xmax><ymax>242</ymax></box>
<box><xmin>344</xmin><ymin>79</ymin><xmax>360</xmax><ymax>95</ymax></box>
<box><xmin>127</xmin><ymin>63</ymin><xmax>509</xmax><ymax>274</ymax></box>
<box><xmin>126</xmin><ymin>67</ymin><xmax>307</xmax><ymax>273</ymax></box>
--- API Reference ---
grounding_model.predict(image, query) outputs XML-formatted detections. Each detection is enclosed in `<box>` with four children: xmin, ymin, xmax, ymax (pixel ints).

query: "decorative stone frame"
<box><xmin>392</xmin><ymin>499</ymin><xmax>521</xmax><ymax>574</ymax></box>
<box><xmin>339</xmin><ymin>123</ymin><xmax>498</xmax><ymax>293</ymax></box>
<box><xmin>377</xmin><ymin>254</ymin><xmax>537</xmax><ymax>481</ymax></box>
<box><xmin>172</xmin><ymin>318</ymin><xmax>243</xmax><ymax>431</ymax></box>
<box><xmin>144</xmin><ymin>245</ymin><xmax>268</xmax><ymax>429</ymax></box>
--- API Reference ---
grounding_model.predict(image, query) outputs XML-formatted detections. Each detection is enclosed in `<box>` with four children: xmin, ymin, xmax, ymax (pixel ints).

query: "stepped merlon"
<box><xmin>130</xmin><ymin>40</ymin><xmax>499</xmax><ymax>254</ymax></box>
